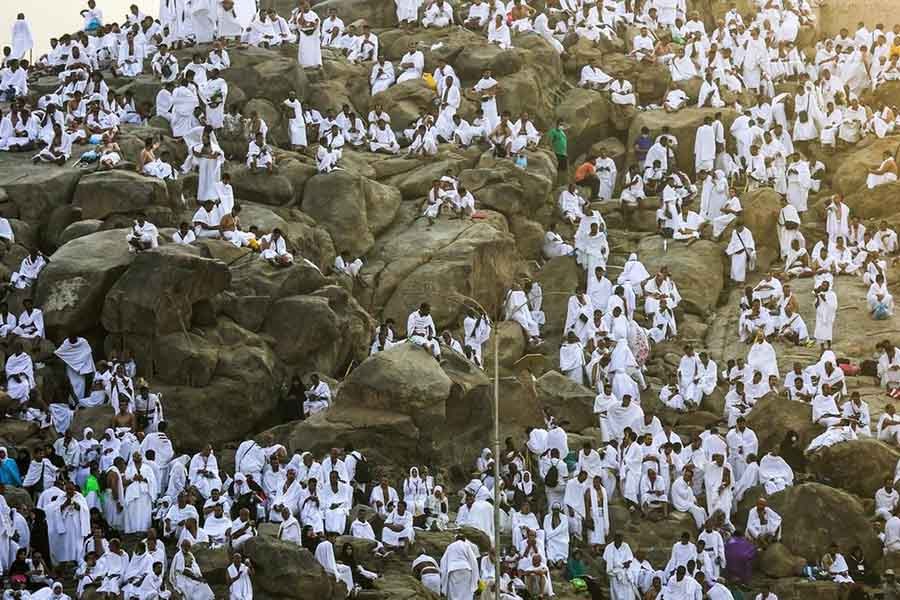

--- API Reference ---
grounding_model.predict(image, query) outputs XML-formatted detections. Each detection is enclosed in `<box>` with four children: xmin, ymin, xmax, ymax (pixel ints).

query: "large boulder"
<box><xmin>460</xmin><ymin>149</ymin><xmax>557</xmax><ymax>219</ymax></box>
<box><xmin>149</xmin><ymin>321</ymin><xmax>284</xmax><ymax>450</ymax></box>
<box><xmin>554</xmin><ymin>89</ymin><xmax>611</xmax><ymax>159</ymax></box>
<box><xmin>626</xmin><ymin>109</ymin><xmax>738</xmax><ymax>175</ymax></box>
<box><xmin>736</xmin><ymin>187</ymin><xmax>784</xmax><ymax>269</ymax></box>
<box><xmin>101</xmin><ymin>246</ymin><xmax>231</xmax><ymax>337</ymax></box>
<box><xmin>261</xmin><ymin>286</ymin><xmax>374</xmax><ymax>376</ymax></box>
<box><xmin>361</xmin><ymin>217</ymin><xmax>521</xmax><ymax>331</ymax></box>
<box><xmin>832</xmin><ymin>138</ymin><xmax>898</xmax><ymax>196</ymax></box>
<box><xmin>636</xmin><ymin>236</ymin><xmax>725</xmax><ymax>316</ymax></box>
<box><xmin>844</xmin><ymin>181</ymin><xmax>900</xmax><ymax>220</ymax></box>
<box><xmin>535</xmin><ymin>370</ymin><xmax>596</xmax><ymax>428</ymax></box>
<box><xmin>381</xmin><ymin>151</ymin><xmax>474</xmax><ymax>200</ymax></box>
<box><xmin>748</xmin><ymin>483</ymin><xmax>882</xmax><ymax>562</ymax></box>
<box><xmin>535</xmin><ymin>255</ymin><xmax>582</xmax><ymax>340</ymax></box>
<box><xmin>807</xmin><ymin>439</ymin><xmax>900</xmax><ymax>499</ymax></box>
<box><xmin>0</xmin><ymin>161</ymin><xmax>81</xmax><ymax>223</ymax></box>
<box><xmin>258</xmin><ymin>346</ymin><xmax>492</xmax><ymax>468</ymax></box>
<box><xmin>229</xmin><ymin>165</ymin><xmax>296</xmax><ymax>206</ymax></box>
<box><xmin>746</xmin><ymin>392</ymin><xmax>820</xmax><ymax>455</ymax></box>
<box><xmin>34</xmin><ymin>229</ymin><xmax>134</xmax><ymax>336</ymax></box>
<box><xmin>242</xmin><ymin>535</ymin><xmax>347</xmax><ymax>600</ymax></box>
<box><xmin>73</xmin><ymin>171</ymin><xmax>174</xmax><ymax>219</ymax></box>
<box><xmin>760</xmin><ymin>542</ymin><xmax>807</xmax><ymax>578</ymax></box>
<box><xmin>301</xmin><ymin>171</ymin><xmax>401</xmax><ymax>257</ymax></box>
<box><xmin>482</xmin><ymin>320</ymin><xmax>527</xmax><ymax>369</ymax></box>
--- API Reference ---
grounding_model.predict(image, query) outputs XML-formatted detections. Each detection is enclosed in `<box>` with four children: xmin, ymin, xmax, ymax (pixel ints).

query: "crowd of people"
<box><xmin>1</xmin><ymin>0</ymin><xmax>900</xmax><ymax>599</ymax></box>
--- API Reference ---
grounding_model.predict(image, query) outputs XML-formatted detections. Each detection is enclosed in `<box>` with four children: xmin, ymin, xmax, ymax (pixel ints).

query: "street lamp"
<box><xmin>451</xmin><ymin>289</ymin><xmax>568</xmax><ymax>600</ymax></box>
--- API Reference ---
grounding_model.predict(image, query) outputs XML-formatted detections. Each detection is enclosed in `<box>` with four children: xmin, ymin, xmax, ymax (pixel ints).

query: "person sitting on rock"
<box><xmin>246</xmin><ymin>132</ymin><xmax>274</xmax><ymax>174</ymax></box>
<box><xmin>317</xmin><ymin>124</ymin><xmax>344</xmax><ymax>173</ymax></box>
<box><xmin>334</xmin><ymin>251</ymin><xmax>364</xmax><ymax>280</ymax></box>
<box><xmin>259</xmin><ymin>228</ymin><xmax>293</xmax><ymax>267</ymax></box>
<box><xmin>126</xmin><ymin>214</ymin><xmax>159</xmax><ymax>252</ymax></box>
<box><xmin>303</xmin><ymin>374</ymin><xmax>331</xmax><ymax>417</ymax></box>
<box><xmin>406</xmin><ymin>303</ymin><xmax>441</xmax><ymax>358</ymax></box>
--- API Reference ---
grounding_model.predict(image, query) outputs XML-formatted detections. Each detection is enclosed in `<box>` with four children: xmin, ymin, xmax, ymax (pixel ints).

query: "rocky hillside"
<box><xmin>3</xmin><ymin>1</ymin><xmax>900</xmax><ymax>598</ymax></box>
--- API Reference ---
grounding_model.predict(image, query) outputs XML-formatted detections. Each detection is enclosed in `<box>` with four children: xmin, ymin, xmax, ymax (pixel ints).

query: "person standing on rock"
<box><xmin>548</xmin><ymin>119</ymin><xmax>568</xmax><ymax>177</ymax></box>
<box><xmin>439</xmin><ymin>533</ymin><xmax>479</xmax><ymax>600</ymax></box>
<box><xmin>813</xmin><ymin>279</ymin><xmax>838</xmax><ymax>351</ymax></box>
<box><xmin>725</xmin><ymin>222</ymin><xmax>756</xmax><ymax>284</ymax></box>
<box><xmin>295</xmin><ymin>2</ymin><xmax>323</xmax><ymax>69</ymax></box>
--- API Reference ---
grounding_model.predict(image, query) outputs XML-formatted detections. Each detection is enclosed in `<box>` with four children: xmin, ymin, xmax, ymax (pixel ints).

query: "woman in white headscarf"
<box><xmin>424</xmin><ymin>486</ymin><xmax>449</xmax><ymax>530</ymax></box>
<box><xmin>402</xmin><ymin>467</ymin><xmax>428</xmax><ymax>516</ymax></box>
<box><xmin>99</xmin><ymin>429</ymin><xmax>121</xmax><ymax>472</ymax></box>
<box><xmin>77</xmin><ymin>428</ymin><xmax>100</xmax><ymax>487</ymax></box>
<box><xmin>476</xmin><ymin>449</ymin><xmax>495</xmax><ymax>490</ymax></box>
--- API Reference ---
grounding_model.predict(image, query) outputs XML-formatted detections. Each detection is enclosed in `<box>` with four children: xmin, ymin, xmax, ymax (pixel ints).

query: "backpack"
<box><xmin>544</xmin><ymin>462</ymin><xmax>559</xmax><ymax>488</ymax></box>
<box><xmin>354</xmin><ymin>452</ymin><xmax>372</xmax><ymax>484</ymax></box>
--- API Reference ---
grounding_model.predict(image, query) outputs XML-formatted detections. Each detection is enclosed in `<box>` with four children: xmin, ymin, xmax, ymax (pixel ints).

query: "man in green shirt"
<box><xmin>548</xmin><ymin>119</ymin><xmax>568</xmax><ymax>174</ymax></box>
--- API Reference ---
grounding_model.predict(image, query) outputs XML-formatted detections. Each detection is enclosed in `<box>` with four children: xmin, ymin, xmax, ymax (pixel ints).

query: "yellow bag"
<box><xmin>423</xmin><ymin>72</ymin><xmax>437</xmax><ymax>90</ymax></box>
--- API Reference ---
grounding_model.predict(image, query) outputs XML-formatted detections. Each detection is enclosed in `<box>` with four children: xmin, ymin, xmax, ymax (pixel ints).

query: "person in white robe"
<box><xmin>695</xmin><ymin>117</ymin><xmax>718</xmax><ymax>172</ymax></box>
<box><xmin>838</xmin><ymin>98</ymin><xmax>867</xmax><ymax>145</ymax></box>
<box><xmin>227</xmin><ymin>553</ymin><xmax>254</xmax><ymax>600</ymax></box>
<box><xmin>55</xmin><ymin>335</ymin><xmax>95</xmax><ymax>401</ymax></box>
<box><xmin>580</xmin><ymin>58</ymin><xmax>613</xmax><ymax>89</ymax></box>
<box><xmin>746</xmin><ymin>498</ymin><xmax>782</xmax><ymax>544</ymax></box>
<box><xmin>440</xmin><ymin>535</ymin><xmax>479</xmax><ymax>600</ymax></box>
<box><xmin>867</xmin><ymin>151</ymin><xmax>898</xmax><ymax>189</ymax></box>
<box><xmin>559</xmin><ymin>333</ymin><xmax>587</xmax><ymax>385</ymax></box>
<box><xmin>295</xmin><ymin>4</ymin><xmax>323</xmax><ymax>68</ymax></box>
<box><xmin>10</xmin><ymin>14</ymin><xmax>33</xmax><ymax>60</ymax></box>
<box><xmin>703</xmin><ymin>455</ymin><xmax>733</xmax><ymax>526</ymax></box>
<box><xmin>868</xmin><ymin>273</ymin><xmax>893</xmax><ymax>317</ymax></box>
<box><xmin>406</xmin><ymin>303</ymin><xmax>441</xmax><ymax>358</ymax></box>
<box><xmin>813</xmin><ymin>280</ymin><xmax>838</xmax><ymax>349</ymax></box>
<box><xmin>726</xmin><ymin>224</ymin><xmax>756</xmax><ymax>283</ymax></box>
<box><xmin>124</xmin><ymin>452</ymin><xmax>158</xmax><ymax>534</ymax></box>
<box><xmin>47</xmin><ymin>481</ymin><xmax>91</xmax><ymax>565</ymax></box>
<box><xmin>190</xmin><ymin>0</ymin><xmax>217</xmax><ymax>43</ymax></box>
<box><xmin>603</xmin><ymin>535</ymin><xmax>640</xmax><ymax>600</ymax></box>
<box><xmin>487</xmin><ymin>15</ymin><xmax>512</xmax><ymax>49</ymax></box>
<box><xmin>11</xmin><ymin>249</ymin><xmax>46</xmax><ymax>290</ymax></box>
<box><xmin>504</xmin><ymin>285</ymin><xmax>542</xmax><ymax>344</ymax></box>
<box><xmin>282</xmin><ymin>92</ymin><xmax>308</xmax><ymax>150</ymax></box>
<box><xmin>200</xmin><ymin>69</ymin><xmax>227</xmax><ymax>129</ymax></box>
<box><xmin>543</xmin><ymin>504</ymin><xmax>569</xmax><ymax>567</ymax></box>
<box><xmin>369</xmin><ymin>119</ymin><xmax>400</xmax><ymax>154</ymax></box>
<box><xmin>13</xmin><ymin>298</ymin><xmax>44</xmax><ymax>342</ymax></box>
<box><xmin>875</xmin><ymin>478</ymin><xmax>899</xmax><ymax>521</ymax></box>
<box><xmin>825</xmin><ymin>195</ymin><xmax>850</xmax><ymax>246</ymax></box>
<box><xmin>170</xmin><ymin>81</ymin><xmax>200</xmax><ymax>139</ymax></box>
<box><xmin>671</xmin><ymin>469</ymin><xmax>708</xmax><ymax>529</ymax></box>
<box><xmin>189</xmin><ymin>446</ymin><xmax>223</xmax><ymax>499</ymax></box>
<box><xmin>395</xmin><ymin>0</ymin><xmax>420</xmax><ymax>27</ymax></box>
<box><xmin>370</xmin><ymin>58</ymin><xmax>395</xmax><ymax>95</ymax></box>
<box><xmin>422</xmin><ymin>0</ymin><xmax>454</xmax><ymax>27</ymax></box>
<box><xmin>396</xmin><ymin>42</ymin><xmax>424</xmax><ymax>83</ymax></box>
<box><xmin>170</xmin><ymin>540</ymin><xmax>215</xmax><ymax>600</ymax></box>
